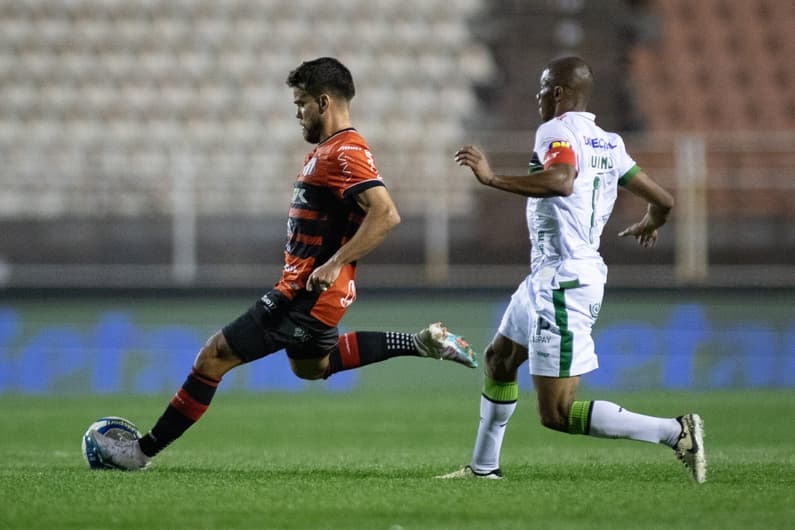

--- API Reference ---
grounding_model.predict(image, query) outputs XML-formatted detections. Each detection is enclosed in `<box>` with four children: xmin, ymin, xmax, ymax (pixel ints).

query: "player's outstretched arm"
<box><xmin>618</xmin><ymin>169</ymin><xmax>675</xmax><ymax>248</ymax></box>
<box><xmin>455</xmin><ymin>145</ymin><xmax>575</xmax><ymax>198</ymax></box>
<box><xmin>306</xmin><ymin>186</ymin><xmax>400</xmax><ymax>292</ymax></box>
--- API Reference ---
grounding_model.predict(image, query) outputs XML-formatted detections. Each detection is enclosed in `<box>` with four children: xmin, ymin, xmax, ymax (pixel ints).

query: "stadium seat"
<box><xmin>0</xmin><ymin>0</ymin><xmax>489</xmax><ymax>217</ymax></box>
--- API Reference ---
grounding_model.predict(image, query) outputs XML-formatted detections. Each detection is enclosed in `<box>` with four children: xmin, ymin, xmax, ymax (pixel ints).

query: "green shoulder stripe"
<box><xmin>618</xmin><ymin>164</ymin><xmax>640</xmax><ymax>187</ymax></box>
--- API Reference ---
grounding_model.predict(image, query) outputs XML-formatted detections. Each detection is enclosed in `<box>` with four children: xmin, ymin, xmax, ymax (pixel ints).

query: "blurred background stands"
<box><xmin>0</xmin><ymin>0</ymin><xmax>793</xmax><ymax>288</ymax></box>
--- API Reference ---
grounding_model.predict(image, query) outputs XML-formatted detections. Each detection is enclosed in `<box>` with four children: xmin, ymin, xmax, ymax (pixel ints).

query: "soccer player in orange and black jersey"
<box><xmin>274</xmin><ymin>126</ymin><xmax>385</xmax><ymax>328</ymax></box>
<box><xmin>88</xmin><ymin>58</ymin><xmax>478</xmax><ymax>470</ymax></box>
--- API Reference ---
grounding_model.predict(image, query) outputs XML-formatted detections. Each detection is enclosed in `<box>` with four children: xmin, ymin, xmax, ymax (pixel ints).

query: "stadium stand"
<box><xmin>0</xmin><ymin>0</ymin><xmax>494</xmax><ymax>219</ymax></box>
<box><xmin>469</xmin><ymin>0</ymin><xmax>794</xmax><ymax>276</ymax></box>
<box><xmin>630</xmin><ymin>0</ymin><xmax>795</xmax><ymax>132</ymax></box>
<box><xmin>621</xmin><ymin>0</ymin><xmax>795</xmax><ymax>269</ymax></box>
<box><xmin>0</xmin><ymin>0</ymin><xmax>792</xmax><ymax>287</ymax></box>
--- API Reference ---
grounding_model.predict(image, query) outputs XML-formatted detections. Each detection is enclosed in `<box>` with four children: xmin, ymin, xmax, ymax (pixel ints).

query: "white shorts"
<box><xmin>498</xmin><ymin>277</ymin><xmax>603</xmax><ymax>377</ymax></box>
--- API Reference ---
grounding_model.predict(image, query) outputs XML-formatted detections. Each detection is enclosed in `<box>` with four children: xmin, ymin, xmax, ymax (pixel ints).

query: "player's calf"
<box><xmin>193</xmin><ymin>331</ymin><xmax>243</xmax><ymax>380</ymax></box>
<box><xmin>323</xmin><ymin>325</ymin><xmax>478</xmax><ymax>377</ymax></box>
<box><xmin>533</xmin><ymin>375</ymin><xmax>579</xmax><ymax>432</ymax></box>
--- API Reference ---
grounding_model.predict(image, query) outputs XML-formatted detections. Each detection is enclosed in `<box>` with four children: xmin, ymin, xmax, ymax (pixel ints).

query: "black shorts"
<box><xmin>222</xmin><ymin>293</ymin><xmax>339</xmax><ymax>363</ymax></box>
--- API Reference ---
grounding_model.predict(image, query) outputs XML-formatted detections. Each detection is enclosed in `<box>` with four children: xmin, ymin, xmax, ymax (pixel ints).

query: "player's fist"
<box><xmin>306</xmin><ymin>260</ymin><xmax>342</xmax><ymax>292</ymax></box>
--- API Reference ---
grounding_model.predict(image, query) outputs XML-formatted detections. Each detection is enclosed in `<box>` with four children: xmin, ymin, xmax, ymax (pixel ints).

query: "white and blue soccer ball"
<box><xmin>81</xmin><ymin>416</ymin><xmax>140</xmax><ymax>470</ymax></box>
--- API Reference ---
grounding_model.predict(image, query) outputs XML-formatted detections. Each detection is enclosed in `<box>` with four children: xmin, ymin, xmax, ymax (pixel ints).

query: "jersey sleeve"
<box><xmin>327</xmin><ymin>141</ymin><xmax>385</xmax><ymax>201</ymax></box>
<box><xmin>534</xmin><ymin>119</ymin><xmax>578</xmax><ymax>170</ymax></box>
<box><xmin>613</xmin><ymin>135</ymin><xmax>641</xmax><ymax>187</ymax></box>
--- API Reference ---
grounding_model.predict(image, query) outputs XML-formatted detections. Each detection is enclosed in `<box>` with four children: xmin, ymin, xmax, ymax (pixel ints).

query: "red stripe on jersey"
<box><xmin>294</xmin><ymin>233</ymin><xmax>323</xmax><ymax>246</ymax></box>
<box><xmin>337</xmin><ymin>332</ymin><xmax>361</xmax><ymax>369</ymax></box>
<box><xmin>169</xmin><ymin>387</ymin><xmax>209</xmax><ymax>422</ymax></box>
<box><xmin>274</xmin><ymin>254</ymin><xmax>314</xmax><ymax>298</ymax></box>
<box><xmin>543</xmin><ymin>145</ymin><xmax>576</xmax><ymax>169</ymax></box>
<box><xmin>288</xmin><ymin>207</ymin><xmax>321</xmax><ymax>220</ymax></box>
<box><xmin>308</xmin><ymin>263</ymin><xmax>357</xmax><ymax>326</ymax></box>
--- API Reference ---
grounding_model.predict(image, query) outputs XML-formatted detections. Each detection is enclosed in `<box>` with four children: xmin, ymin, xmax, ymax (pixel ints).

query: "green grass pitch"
<box><xmin>1</xmin><ymin>388</ymin><xmax>793</xmax><ymax>529</ymax></box>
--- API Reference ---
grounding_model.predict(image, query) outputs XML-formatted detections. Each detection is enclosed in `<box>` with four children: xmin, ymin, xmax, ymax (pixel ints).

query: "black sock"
<box><xmin>326</xmin><ymin>331</ymin><xmax>418</xmax><ymax>375</ymax></box>
<box><xmin>138</xmin><ymin>368</ymin><xmax>220</xmax><ymax>457</ymax></box>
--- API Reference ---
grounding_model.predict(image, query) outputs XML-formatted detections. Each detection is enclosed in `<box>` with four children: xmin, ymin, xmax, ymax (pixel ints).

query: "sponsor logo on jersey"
<box><xmin>260</xmin><ymin>293</ymin><xmax>277</xmax><ymax>310</ymax></box>
<box><xmin>363</xmin><ymin>149</ymin><xmax>377</xmax><ymax>174</ymax></box>
<box><xmin>589</xmin><ymin>303</ymin><xmax>601</xmax><ymax>319</ymax></box>
<box><xmin>292</xmin><ymin>187</ymin><xmax>308</xmax><ymax>204</ymax></box>
<box><xmin>340</xmin><ymin>280</ymin><xmax>357</xmax><ymax>308</ymax></box>
<box><xmin>548</xmin><ymin>140</ymin><xmax>571</xmax><ymax>150</ymax></box>
<box><xmin>583</xmin><ymin>137</ymin><xmax>617</xmax><ymax>149</ymax></box>
<box><xmin>590</xmin><ymin>155</ymin><xmax>614</xmax><ymax>169</ymax></box>
<box><xmin>338</xmin><ymin>151</ymin><xmax>352</xmax><ymax>180</ymax></box>
<box><xmin>293</xmin><ymin>326</ymin><xmax>309</xmax><ymax>341</ymax></box>
<box><xmin>302</xmin><ymin>156</ymin><xmax>317</xmax><ymax>176</ymax></box>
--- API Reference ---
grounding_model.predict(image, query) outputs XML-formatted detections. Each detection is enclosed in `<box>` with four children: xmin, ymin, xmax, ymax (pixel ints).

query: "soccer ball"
<box><xmin>81</xmin><ymin>416</ymin><xmax>140</xmax><ymax>470</ymax></box>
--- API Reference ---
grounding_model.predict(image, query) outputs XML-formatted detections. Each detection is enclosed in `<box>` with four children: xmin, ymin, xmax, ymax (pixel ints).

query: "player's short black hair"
<box><xmin>286</xmin><ymin>57</ymin><xmax>355</xmax><ymax>101</ymax></box>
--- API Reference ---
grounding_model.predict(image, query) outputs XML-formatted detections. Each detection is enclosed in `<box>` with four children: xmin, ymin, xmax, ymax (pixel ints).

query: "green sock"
<box><xmin>568</xmin><ymin>400</ymin><xmax>594</xmax><ymax>435</ymax></box>
<box><xmin>483</xmin><ymin>376</ymin><xmax>519</xmax><ymax>403</ymax></box>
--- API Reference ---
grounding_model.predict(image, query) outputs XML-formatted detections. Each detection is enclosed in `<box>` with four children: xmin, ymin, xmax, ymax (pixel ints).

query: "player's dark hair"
<box><xmin>546</xmin><ymin>56</ymin><xmax>593</xmax><ymax>96</ymax></box>
<box><xmin>286</xmin><ymin>57</ymin><xmax>355</xmax><ymax>101</ymax></box>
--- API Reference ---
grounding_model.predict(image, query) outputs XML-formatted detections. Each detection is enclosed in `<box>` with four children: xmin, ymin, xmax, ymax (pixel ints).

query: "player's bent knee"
<box><xmin>484</xmin><ymin>342</ymin><xmax>526</xmax><ymax>381</ymax></box>
<box><xmin>290</xmin><ymin>367</ymin><xmax>325</xmax><ymax>380</ymax></box>
<box><xmin>538</xmin><ymin>405</ymin><xmax>570</xmax><ymax>432</ymax></box>
<box><xmin>288</xmin><ymin>359</ymin><xmax>327</xmax><ymax>380</ymax></box>
<box><xmin>539</xmin><ymin>413</ymin><xmax>568</xmax><ymax>432</ymax></box>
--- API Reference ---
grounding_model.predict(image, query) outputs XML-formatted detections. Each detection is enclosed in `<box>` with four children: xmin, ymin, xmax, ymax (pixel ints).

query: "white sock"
<box><xmin>589</xmin><ymin>400</ymin><xmax>681</xmax><ymax>446</ymax></box>
<box><xmin>470</xmin><ymin>395</ymin><xmax>517</xmax><ymax>473</ymax></box>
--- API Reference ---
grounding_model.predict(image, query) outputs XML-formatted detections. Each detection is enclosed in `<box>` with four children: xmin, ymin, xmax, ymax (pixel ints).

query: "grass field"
<box><xmin>1</xmin><ymin>388</ymin><xmax>793</xmax><ymax>529</ymax></box>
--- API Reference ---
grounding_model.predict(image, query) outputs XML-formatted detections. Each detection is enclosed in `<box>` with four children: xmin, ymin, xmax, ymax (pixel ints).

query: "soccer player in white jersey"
<box><xmin>439</xmin><ymin>56</ymin><xmax>706</xmax><ymax>483</ymax></box>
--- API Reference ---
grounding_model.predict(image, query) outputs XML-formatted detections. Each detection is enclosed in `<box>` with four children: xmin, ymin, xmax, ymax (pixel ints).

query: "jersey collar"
<box><xmin>318</xmin><ymin>127</ymin><xmax>357</xmax><ymax>145</ymax></box>
<box><xmin>555</xmin><ymin>111</ymin><xmax>595</xmax><ymax>122</ymax></box>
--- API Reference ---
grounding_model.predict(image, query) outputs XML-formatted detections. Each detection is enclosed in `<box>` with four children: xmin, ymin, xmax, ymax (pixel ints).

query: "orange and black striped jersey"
<box><xmin>274</xmin><ymin>128</ymin><xmax>385</xmax><ymax>326</ymax></box>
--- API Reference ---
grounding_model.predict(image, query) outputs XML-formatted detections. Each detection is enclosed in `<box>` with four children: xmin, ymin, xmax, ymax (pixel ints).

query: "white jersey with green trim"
<box><xmin>528</xmin><ymin>111</ymin><xmax>639</xmax><ymax>287</ymax></box>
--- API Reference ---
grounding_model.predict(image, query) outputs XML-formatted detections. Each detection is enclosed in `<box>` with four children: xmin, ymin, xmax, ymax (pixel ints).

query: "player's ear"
<box><xmin>553</xmin><ymin>85</ymin><xmax>564</xmax><ymax>100</ymax></box>
<box><xmin>317</xmin><ymin>93</ymin><xmax>330</xmax><ymax>114</ymax></box>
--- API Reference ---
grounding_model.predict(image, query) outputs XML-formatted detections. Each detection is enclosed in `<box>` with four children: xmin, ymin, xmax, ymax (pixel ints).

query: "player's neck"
<box><xmin>555</xmin><ymin>100</ymin><xmax>587</xmax><ymax>117</ymax></box>
<box><xmin>319</xmin><ymin>113</ymin><xmax>353</xmax><ymax>143</ymax></box>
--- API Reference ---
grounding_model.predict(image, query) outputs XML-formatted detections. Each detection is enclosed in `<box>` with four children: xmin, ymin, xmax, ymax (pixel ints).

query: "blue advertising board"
<box><xmin>0</xmin><ymin>292</ymin><xmax>793</xmax><ymax>393</ymax></box>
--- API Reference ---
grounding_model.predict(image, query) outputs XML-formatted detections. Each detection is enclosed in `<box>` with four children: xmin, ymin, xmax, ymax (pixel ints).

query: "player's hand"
<box><xmin>618</xmin><ymin>213</ymin><xmax>659</xmax><ymax>248</ymax></box>
<box><xmin>455</xmin><ymin>145</ymin><xmax>495</xmax><ymax>186</ymax></box>
<box><xmin>306</xmin><ymin>260</ymin><xmax>343</xmax><ymax>292</ymax></box>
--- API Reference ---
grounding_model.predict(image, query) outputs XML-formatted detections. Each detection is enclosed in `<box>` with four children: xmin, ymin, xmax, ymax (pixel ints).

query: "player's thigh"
<box><xmin>221</xmin><ymin>303</ymin><xmax>291</xmax><ymax>363</ymax></box>
<box><xmin>529</xmin><ymin>282</ymin><xmax>603</xmax><ymax>378</ymax></box>
<box><xmin>497</xmin><ymin>277</ymin><xmax>534</xmax><ymax>350</ymax></box>
<box><xmin>284</xmin><ymin>320</ymin><xmax>338</xmax><ymax>360</ymax></box>
<box><xmin>284</xmin><ymin>316</ymin><xmax>339</xmax><ymax>379</ymax></box>
<box><xmin>222</xmin><ymin>301</ymin><xmax>336</xmax><ymax>365</ymax></box>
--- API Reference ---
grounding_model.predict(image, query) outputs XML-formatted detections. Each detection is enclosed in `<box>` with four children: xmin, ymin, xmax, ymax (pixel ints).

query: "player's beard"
<box><xmin>302</xmin><ymin>119</ymin><xmax>323</xmax><ymax>144</ymax></box>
